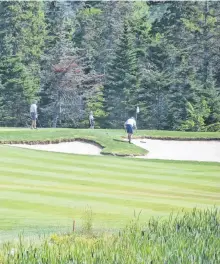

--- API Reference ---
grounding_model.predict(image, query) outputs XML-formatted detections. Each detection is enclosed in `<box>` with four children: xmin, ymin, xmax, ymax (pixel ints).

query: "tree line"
<box><xmin>0</xmin><ymin>1</ymin><xmax>219</xmax><ymax>131</ymax></box>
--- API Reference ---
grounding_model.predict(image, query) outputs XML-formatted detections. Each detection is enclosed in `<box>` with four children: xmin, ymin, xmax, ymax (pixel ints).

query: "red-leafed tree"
<box><xmin>40</xmin><ymin>35</ymin><xmax>103</xmax><ymax>127</ymax></box>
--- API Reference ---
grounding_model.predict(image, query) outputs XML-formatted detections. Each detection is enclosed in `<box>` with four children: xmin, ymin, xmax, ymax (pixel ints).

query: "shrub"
<box><xmin>206</xmin><ymin>122</ymin><xmax>220</xmax><ymax>132</ymax></box>
<box><xmin>0</xmin><ymin>208</ymin><xmax>219</xmax><ymax>264</ymax></box>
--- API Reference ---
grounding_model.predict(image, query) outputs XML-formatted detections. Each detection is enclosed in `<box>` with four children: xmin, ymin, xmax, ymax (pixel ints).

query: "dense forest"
<box><xmin>0</xmin><ymin>1</ymin><xmax>220</xmax><ymax>131</ymax></box>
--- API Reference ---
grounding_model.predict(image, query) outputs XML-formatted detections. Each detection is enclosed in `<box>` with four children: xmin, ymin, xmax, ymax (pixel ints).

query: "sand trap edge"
<box><xmin>0</xmin><ymin>138</ymin><xmax>103</xmax><ymax>148</ymax></box>
<box><xmin>131</xmin><ymin>136</ymin><xmax>220</xmax><ymax>141</ymax></box>
<box><xmin>2</xmin><ymin>138</ymin><xmax>142</xmax><ymax>157</ymax></box>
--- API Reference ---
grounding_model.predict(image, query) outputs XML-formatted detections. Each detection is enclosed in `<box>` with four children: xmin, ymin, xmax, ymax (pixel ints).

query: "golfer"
<box><xmin>30</xmin><ymin>100</ymin><xmax>38</xmax><ymax>129</ymax></box>
<box><xmin>89</xmin><ymin>111</ymin><xmax>94</xmax><ymax>129</ymax></box>
<box><xmin>124</xmin><ymin>117</ymin><xmax>137</xmax><ymax>143</ymax></box>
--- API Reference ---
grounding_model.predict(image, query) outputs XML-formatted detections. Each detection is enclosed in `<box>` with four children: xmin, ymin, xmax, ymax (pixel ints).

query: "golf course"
<box><xmin>0</xmin><ymin>128</ymin><xmax>219</xmax><ymax>243</ymax></box>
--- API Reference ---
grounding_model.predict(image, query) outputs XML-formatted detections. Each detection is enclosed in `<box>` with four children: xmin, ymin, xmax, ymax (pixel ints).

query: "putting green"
<box><xmin>0</xmin><ymin>143</ymin><xmax>219</xmax><ymax>241</ymax></box>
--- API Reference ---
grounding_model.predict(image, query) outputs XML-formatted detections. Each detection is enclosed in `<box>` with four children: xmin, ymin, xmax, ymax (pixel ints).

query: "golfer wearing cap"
<box><xmin>124</xmin><ymin>117</ymin><xmax>137</xmax><ymax>143</ymax></box>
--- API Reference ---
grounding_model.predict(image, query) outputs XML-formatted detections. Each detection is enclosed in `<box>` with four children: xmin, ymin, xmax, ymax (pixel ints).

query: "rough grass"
<box><xmin>0</xmin><ymin>209</ymin><xmax>219</xmax><ymax>264</ymax></box>
<box><xmin>0</xmin><ymin>144</ymin><xmax>219</xmax><ymax>241</ymax></box>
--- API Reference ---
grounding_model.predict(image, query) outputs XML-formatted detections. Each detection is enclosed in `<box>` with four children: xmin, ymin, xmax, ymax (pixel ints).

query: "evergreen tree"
<box><xmin>0</xmin><ymin>1</ymin><xmax>46</xmax><ymax>126</ymax></box>
<box><xmin>179</xmin><ymin>1</ymin><xmax>220</xmax><ymax>126</ymax></box>
<box><xmin>130</xmin><ymin>2</ymin><xmax>170</xmax><ymax>129</ymax></box>
<box><xmin>40</xmin><ymin>30</ymin><xmax>102</xmax><ymax>128</ymax></box>
<box><xmin>104</xmin><ymin>21</ymin><xmax>138</xmax><ymax>128</ymax></box>
<box><xmin>149</xmin><ymin>2</ymin><xmax>203</xmax><ymax>130</ymax></box>
<box><xmin>0</xmin><ymin>1</ymin><xmax>219</xmax><ymax>130</ymax></box>
<box><xmin>0</xmin><ymin>78</ymin><xmax>5</xmax><ymax>126</ymax></box>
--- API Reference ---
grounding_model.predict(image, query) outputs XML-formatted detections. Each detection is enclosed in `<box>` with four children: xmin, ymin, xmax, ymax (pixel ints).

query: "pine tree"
<box><xmin>0</xmin><ymin>78</ymin><xmax>5</xmax><ymax>126</ymax></box>
<box><xmin>180</xmin><ymin>1</ymin><xmax>220</xmax><ymax>126</ymax></box>
<box><xmin>149</xmin><ymin>2</ymin><xmax>203</xmax><ymax>130</ymax></box>
<box><xmin>0</xmin><ymin>1</ymin><xmax>46</xmax><ymax>126</ymax></box>
<box><xmin>104</xmin><ymin>21</ymin><xmax>138</xmax><ymax>128</ymax></box>
<box><xmin>129</xmin><ymin>2</ymin><xmax>170</xmax><ymax>129</ymax></box>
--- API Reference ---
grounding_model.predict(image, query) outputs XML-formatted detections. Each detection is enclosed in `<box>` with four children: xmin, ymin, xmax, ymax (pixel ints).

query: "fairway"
<box><xmin>0</xmin><ymin>143</ymin><xmax>219</xmax><ymax>241</ymax></box>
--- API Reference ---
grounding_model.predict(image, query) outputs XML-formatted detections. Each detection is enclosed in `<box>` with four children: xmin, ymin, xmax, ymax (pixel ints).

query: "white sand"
<box><xmin>10</xmin><ymin>141</ymin><xmax>102</xmax><ymax>156</ymax></box>
<box><xmin>9</xmin><ymin>139</ymin><xmax>220</xmax><ymax>162</ymax></box>
<box><xmin>132</xmin><ymin>139</ymin><xmax>220</xmax><ymax>162</ymax></box>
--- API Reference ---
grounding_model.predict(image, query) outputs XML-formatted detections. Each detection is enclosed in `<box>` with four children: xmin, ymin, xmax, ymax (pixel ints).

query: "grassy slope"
<box><xmin>0</xmin><ymin>128</ymin><xmax>220</xmax><ymax>156</ymax></box>
<box><xmin>0</xmin><ymin>144</ymin><xmax>219</xmax><ymax>241</ymax></box>
<box><xmin>0</xmin><ymin>129</ymin><xmax>146</xmax><ymax>156</ymax></box>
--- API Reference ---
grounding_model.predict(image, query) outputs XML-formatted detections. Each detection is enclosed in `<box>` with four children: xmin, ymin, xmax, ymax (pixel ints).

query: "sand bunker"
<box><xmin>132</xmin><ymin>139</ymin><xmax>220</xmax><ymax>162</ymax></box>
<box><xmin>8</xmin><ymin>139</ymin><xmax>220</xmax><ymax>162</ymax></box>
<box><xmin>10</xmin><ymin>141</ymin><xmax>102</xmax><ymax>156</ymax></box>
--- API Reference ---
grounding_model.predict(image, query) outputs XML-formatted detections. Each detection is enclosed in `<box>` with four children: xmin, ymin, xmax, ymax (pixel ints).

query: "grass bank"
<box><xmin>0</xmin><ymin>128</ymin><xmax>147</xmax><ymax>156</ymax></box>
<box><xmin>135</xmin><ymin>129</ymin><xmax>220</xmax><ymax>140</ymax></box>
<box><xmin>0</xmin><ymin>209</ymin><xmax>219</xmax><ymax>264</ymax></box>
<box><xmin>0</xmin><ymin>128</ymin><xmax>220</xmax><ymax>156</ymax></box>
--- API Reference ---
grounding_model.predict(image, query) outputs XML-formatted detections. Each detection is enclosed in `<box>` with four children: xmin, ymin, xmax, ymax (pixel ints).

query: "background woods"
<box><xmin>0</xmin><ymin>1</ymin><xmax>219</xmax><ymax>131</ymax></box>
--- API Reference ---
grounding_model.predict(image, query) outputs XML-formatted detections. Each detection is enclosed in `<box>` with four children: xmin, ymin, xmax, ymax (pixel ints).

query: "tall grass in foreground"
<box><xmin>0</xmin><ymin>208</ymin><xmax>219</xmax><ymax>264</ymax></box>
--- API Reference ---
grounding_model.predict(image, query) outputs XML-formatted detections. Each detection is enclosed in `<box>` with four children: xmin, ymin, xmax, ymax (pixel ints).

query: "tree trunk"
<box><xmin>52</xmin><ymin>91</ymin><xmax>61</xmax><ymax>128</ymax></box>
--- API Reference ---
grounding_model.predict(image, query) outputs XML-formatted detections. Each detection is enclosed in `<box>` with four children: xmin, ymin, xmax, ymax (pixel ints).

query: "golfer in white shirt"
<box><xmin>30</xmin><ymin>101</ymin><xmax>38</xmax><ymax>129</ymax></box>
<box><xmin>89</xmin><ymin>111</ymin><xmax>94</xmax><ymax>129</ymax></box>
<box><xmin>124</xmin><ymin>117</ymin><xmax>137</xmax><ymax>143</ymax></box>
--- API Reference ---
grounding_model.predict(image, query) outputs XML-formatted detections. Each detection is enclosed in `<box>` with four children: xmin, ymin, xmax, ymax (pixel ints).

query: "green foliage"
<box><xmin>104</xmin><ymin>21</ymin><xmax>138</xmax><ymax>128</ymax></box>
<box><xmin>180</xmin><ymin>99</ymin><xmax>210</xmax><ymax>132</ymax></box>
<box><xmin>81</xmin><ymin>206</ymin><xmax>93</xmax><ymax>235</ymax></box>
<box><xmin>0</xmin><ymin>209</ymin><xmax>219</xmax><ymax>263</ymax></box>
<box><xmin>0</xmin><ymin>1</ymin><xmax>220</xmax><ymax>130</ymax></box>
<box><xmin>206</xmin><ymin>122</ymin><xmax>220</xmax><ymax>132</ymax></box>
<box><xmin>0</xmin><ymin>1</ymin><xmax>46</xmax><ymax>126</ymax></box>
<box><xmin>82</xmin><ymin>86</ymin><xmax>107</xmax><ymax>128</ymax></box>
<box><xmin>80</xmin><ymin>7</ymin><xmax>102</xmax><ymax>16</ymax></box>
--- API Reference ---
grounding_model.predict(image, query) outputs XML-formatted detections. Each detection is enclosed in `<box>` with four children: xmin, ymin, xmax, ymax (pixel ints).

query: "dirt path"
<box><xmin>132</xmin><ymin>139</ymin><xmax>220</xmax><ymax>162</ymax></box>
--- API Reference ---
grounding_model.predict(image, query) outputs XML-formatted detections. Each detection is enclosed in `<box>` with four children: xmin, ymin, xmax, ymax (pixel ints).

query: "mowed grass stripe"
<box><xmin>2</xmin><ymin>145</ymin><xmax>220</xmax><ymax>174</ymax></box>
<box><xmin>2</xmin><ymin>151</ymin><xmax>220</xmax><ymax>176</ymax></box>
<box><xmin>1</xmin><ymin>191</ymin><xmax>187</xmax><ymax>213</ymax></box>
<box><xmin>1</xmin><ymin>151</ymin><xmax>219</xmax><ymax>187</ymax></box>
<box><xmin>1</xmin><ymin>164</ymin><xmax>219</xmax><ymax>195</ymax></box>
<box><xmin>0</xmin><ymin>145</ymin><xmax>219</xmax><ymax>239</ymax></box>
<box><xmin>1</xmin><ymin>173</ymin><xmax>219</xmax><ymax>198</ymax></box>
<box><xmin>0</xmin><ymin>198</ymin><xmax>164</xmax><ymax>224</ymax></box>
<box><xmin>1</xmin><ymin>180</ymin><xmax>219</xmax><ymax>213</ymax></box>
<box><xmin>1</xmin><ymin>170</ymin><xmax>219</xmax><ymax>193</ymax></box>
<box><xmin>1</xmin><ymin>159</ymin><xmax>220</xmax><ymax>183</ymax></box>
<box><xmin>2</xmin><ymin>187</ymin><xmax>218</xmax><ymax>208</ymax></box>
<box><xmin>2</xmin><ymin>183</ymin><xmax>220</xmax><ymax>201</ymax></box>
<box><xmin>0</xmin><ymin>190</ymin><xmax>206</xmax><ymax>227</ymax></box>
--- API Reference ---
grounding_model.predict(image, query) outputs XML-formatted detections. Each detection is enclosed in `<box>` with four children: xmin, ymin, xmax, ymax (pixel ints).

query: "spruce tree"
<box><xmin>0</xmin><ymin>1</ymin><xmax>46</xmax><ymax>126</ymax></box>
<box><xmin>104</xmin><ymin>21</ymin><xmax>138</xmax><ymax>128</ymax></box>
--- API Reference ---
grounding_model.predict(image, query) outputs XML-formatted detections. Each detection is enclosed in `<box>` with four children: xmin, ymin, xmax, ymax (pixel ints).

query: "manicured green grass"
<box><xmin>0</xmin><ymin>128</ymin><xmax>219</xmax><ymax>156</ymax></box>
<box><xmin>0</xmin><ymin>144</ymin><xmax>219</xmax><ymax>241</ymax></box>
<box><xmin>0</xmin><ymin>128</ymin><xmax>147</xmax><ymax>156</ymax></box>
<box><xmin>136</xmin><ymin>129</ymin><xmax>220</xmax><ymax>139</ymax></box>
